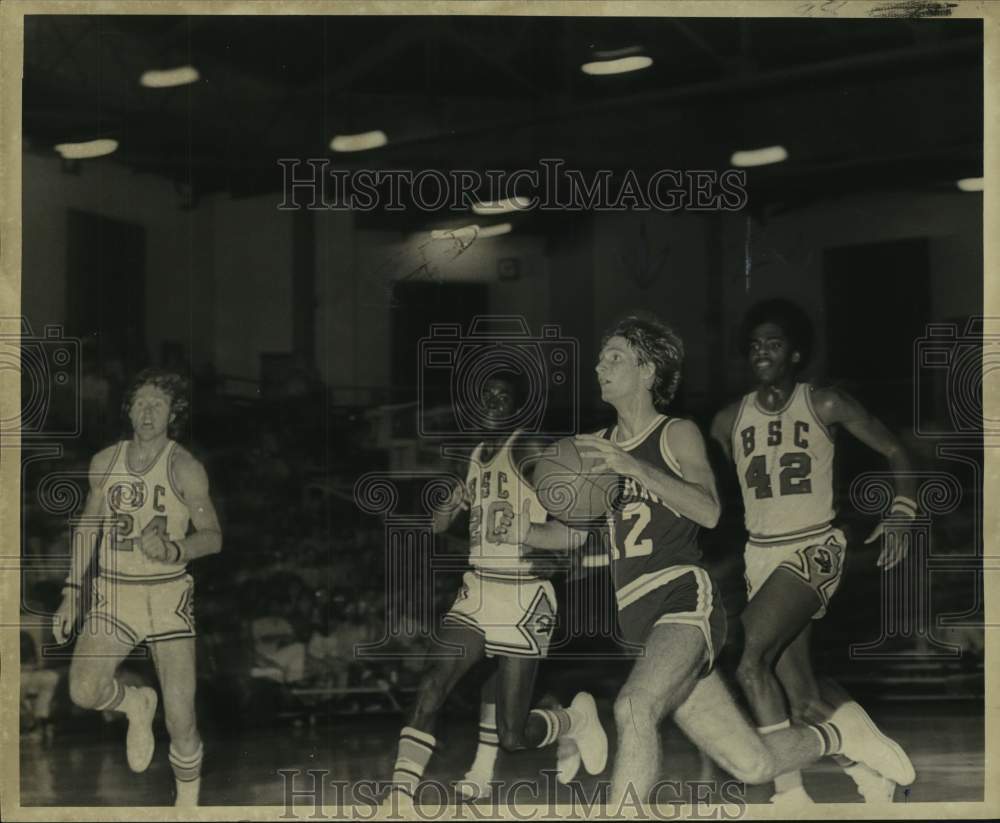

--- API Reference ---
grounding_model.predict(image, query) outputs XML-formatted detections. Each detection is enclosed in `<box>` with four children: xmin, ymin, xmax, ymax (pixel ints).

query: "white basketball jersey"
<box><xmin>731</xmin><ymin>384</ymin><xmax>836</xmax><ymax>542</ymax></box>
<box><xmin>98</xmin><ymin>440</ymin><xmax>190</xmax><ymax>581</ymax></box>
<box><xmin>465</xmin><ymin>432</ymin><xmax>547</xmax><ymax>574</ymax></box>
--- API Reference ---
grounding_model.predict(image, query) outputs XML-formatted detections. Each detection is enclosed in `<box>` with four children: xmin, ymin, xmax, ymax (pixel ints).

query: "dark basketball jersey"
<box><xmin>600</xmin><ymin>415</ymin><xmax>703</xmax><ymax>602</ymax></box>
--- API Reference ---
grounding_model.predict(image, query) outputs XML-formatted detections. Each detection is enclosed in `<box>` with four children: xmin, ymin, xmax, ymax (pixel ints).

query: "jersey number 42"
<box><xmin>744</xmin><ymin>452</ymin><xmax>812</xmax><ymax>499</ymax></box>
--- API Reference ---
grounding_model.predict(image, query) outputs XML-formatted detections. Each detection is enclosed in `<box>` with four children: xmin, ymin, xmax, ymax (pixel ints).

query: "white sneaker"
<box><xmin>770</xmin><ymin>785</ymin><xmax>815</xmax><ymax>808</ymax></box>
<box><xmin>556</xmin><ymin>735</ymin><xmax>582</xmax><ymax>784</ymax></box>
<box><xmin>564</xmin><ymin>692</ymin><xmax>608</xmax><ymax>776</ymax></box>
<box><xmin>455</xmin><ymin>771</ymin><xmax>493</xmax><ymax>801</ymax></box>
<box><xmin>125</xmin><ymin>687</ymin><xmax>158</xmax><ymax>773</ymax></box>
<box><xmin>380</xmin><ymin>787</ymin><xmax>415</xmax><ymax>816</ymax></box>
<box><xmin>830</xmin><ymin>703</ymin><xmax>915</xmax><ymax>786</ymax></box>
<box><xmin>175</xmin><ymin>777</ymin><xmax>200</xmax><ymax>808</ymax></box>
<box><xmin>845</xmin><ymin>762</ymin><xmax>896</xmax><ymax>803</ymax></box>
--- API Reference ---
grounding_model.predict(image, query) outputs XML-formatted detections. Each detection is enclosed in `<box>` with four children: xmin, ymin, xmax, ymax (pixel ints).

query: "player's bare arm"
<box><xmin>811</xmin><ymin>385</ymin><xmax>917</xmax><ymax>567</ymax></box>
<box><xmin>576</xmin><ymin>421</ymin><xmax>721</xmax><ymax>529</ymax></box>
<box><xmin>53</xmin><ymin>447</ymin><xmax>117</xmax><ymax>643</ymax></box>
<box><xmin>139</xmin><ymin>450</ymin><xmax>222</xmax><ymax>564</ymax></box>
<box><xmin>431</xmin><ymin>477</ymin><xmax>469</xmax><ymax>535</ymax></box>
<box><xmin>709</xmin><ymin>401</ymin><xmax>740</xmax><ymax>463</ymax></box>
<box><xmin>494</xmin><ymin>500</ymin><xmax>590</xmax><ymax>553</ymax></box>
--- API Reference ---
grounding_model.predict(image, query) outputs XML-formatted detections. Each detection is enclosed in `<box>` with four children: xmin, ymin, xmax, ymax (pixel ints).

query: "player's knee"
<box><xmin>68</xmin><ymin>668</ymin><xmax>107</xmax><ymax>710</ymax></box>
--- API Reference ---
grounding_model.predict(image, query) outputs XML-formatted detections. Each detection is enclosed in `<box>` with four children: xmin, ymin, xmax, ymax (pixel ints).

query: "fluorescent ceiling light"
<box><xmin>140</xmin><ymin>66</ymin><xmax>200</xmax><ymax>88</ymax></box>
<box><xmin>478</xmin><ymin>223</ymin><xmax>513</xmax><ymax>238</ymax></box>
<box><xmin>330</xmin><ymin>131</ymin><xmax>388</xmax><ymax>152</ymax></box>
<box><xmin>957</xmin><ymin>177</ymin><xmax>984</xmax><ymax>192</ymax></box>
<box><xmin>471</xmin><ymin>196</ymin><xmax>531</xmax><ymax>215</ymax></box>
<box><xmin>581</xmin><ymin>55</ymin><xmax>653</xmax><ymax>76</ymax></box>
<box><xmin>430</xmin><ymin>223</ymin><xmax>512</xmax><ymax>242</ymax></box>
<box><xmin>731</xmin><ymin>145</ymin><xmax>788</xmax><ymax>167</ymax></box>
<box><xmin>54</xmin><ymin>139</ymin><xmax>118</xmax><ymax>160</ymax></box>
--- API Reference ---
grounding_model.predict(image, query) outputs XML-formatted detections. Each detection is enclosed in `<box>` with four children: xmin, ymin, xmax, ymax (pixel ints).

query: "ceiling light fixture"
<box><xmin>54</xmin><ymin>139</ymin><xmax>119</xmax><ymax>160</ymax></box>
<box><xmin>731</xmin><ymin>145</ymin><xmax>789</xmax><ymax>167</ymax></box>
<box><xmin>330</xmin><ymin>131</ymin><xmax>388</xmax><ymax>152</ymax></box>
<box><xmin>430</xmin><ymin>222</ymin><xmax>512</xmax><ymax>242</ymax></box>
<box><xmin>471</xmin><ymin>196</ymin><xmax>531</xmax><ymax>215</ymax></box>
<box><xmin>140</xmin><ymin>66</ymin><xmax>200</xmax><ymax>88</ymax></box>
<box><xmin>581</xmin><ymin>55</ymin><xmax>653</xmax><ymax>76</ymax></box>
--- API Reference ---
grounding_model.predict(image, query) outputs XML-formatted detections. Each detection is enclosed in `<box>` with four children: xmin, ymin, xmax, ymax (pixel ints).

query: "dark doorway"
<box><xmin>824</xmin><ymin>237</ymin><xmax>930</xmax><ymax>425</ymax></box>
<box><xmin>391</xmin><ymin>279</ymin><xmax>490</xmax><ymax>409</ymax></box>
<box><xmin>66</xmin><ymin>209</ymin><xmax>147</xmax><ymax>371</ymax></box>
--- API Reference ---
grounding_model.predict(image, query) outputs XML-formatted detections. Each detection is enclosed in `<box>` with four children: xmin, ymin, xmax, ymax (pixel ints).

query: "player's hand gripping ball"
<box><xmin>532</xmin><ymin>436</ymin><xmax>622</xmax><ymax>523</ymax></box>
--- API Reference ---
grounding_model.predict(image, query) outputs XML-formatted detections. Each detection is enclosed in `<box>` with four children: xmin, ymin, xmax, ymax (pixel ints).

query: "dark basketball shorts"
<box><xmin>615</xmin><ymin>565</ymin><xmax>727</xmax><ymax>676</ymax></box>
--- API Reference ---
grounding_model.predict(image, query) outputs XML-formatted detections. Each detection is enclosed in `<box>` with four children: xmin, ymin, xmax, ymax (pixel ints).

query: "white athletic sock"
<box><xmin>468</xmin><ymin>703</ymin><xmax>499</xmax><ymax>776</ymax></box>
<box><xmin>391</xmin><ymin>727</ymin><xmax>436</xmax><ymax>797</ymax></box>
<box><xmin>758</xmin><ymin>720</ymin><xmax>803</xmax><ymax>793</ymax></box>
<box><xmin>171</xmin><ymin>743</ymin><xmax>203</xmax><ymax>806</ymax></box>
<box><xmin>95</xmin><ymin>680</ymin><xmax>140</xmax><ymax>716</ymax></box>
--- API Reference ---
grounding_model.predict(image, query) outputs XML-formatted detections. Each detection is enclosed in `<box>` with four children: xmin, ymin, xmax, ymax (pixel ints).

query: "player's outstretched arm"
<box><xmin>812</xmin><ymin>386</ymin><xmax>917</xmax><ymax>568</ymax></box>
<box><xmin>431</xmin><ymin>478</ymin><xmax>468</xmax><ymax>535</ymax></box>
<box><xmin>54</xmin><ymin>448</ymin><xmax>115</xmax><ymax>643</ymax></box>
<box><xmin>140</xmin><ymin>450</ymin><xmax>222</xmax><ymax>564</ymax></box>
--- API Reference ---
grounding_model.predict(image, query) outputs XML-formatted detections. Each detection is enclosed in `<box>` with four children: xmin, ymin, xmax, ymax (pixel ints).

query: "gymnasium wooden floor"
<box><xmin>19</xmin><ymin>698</ymin><xmax>983</xmax><ymax>809</ymax></box>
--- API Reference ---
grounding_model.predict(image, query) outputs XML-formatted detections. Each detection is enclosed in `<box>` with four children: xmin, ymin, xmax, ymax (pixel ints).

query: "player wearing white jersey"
<box><xmin>384</xmin><ymin>376</ymin><xmax>606</xmax><ymax>810</ymax></box>
<box><xmin>54</xmin><ymin>369</ymin><xmax>222</xmax><ymax>808</ymax></box>
<box><xmin>711</xmin><ymin>299</ymin><xmax>917</xmax><ymax>806</ymax></box>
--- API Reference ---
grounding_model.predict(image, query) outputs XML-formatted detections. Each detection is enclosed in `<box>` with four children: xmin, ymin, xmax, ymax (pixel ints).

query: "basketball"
<box><xmin>532</xmin><ymin>437</ymin><xmax>620</xmax><ymax>522</ymax></box>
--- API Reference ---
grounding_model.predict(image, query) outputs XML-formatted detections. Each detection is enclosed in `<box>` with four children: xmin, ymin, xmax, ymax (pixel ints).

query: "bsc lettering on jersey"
<box><xmin>468</xmin><ymin>470</ymin><xmax>510</xmax><ymax>504</ymax></box>
<box><xmin>740</xmin><ymin>420</ymin><xmax>810</xmax><ymax>456</ymax></box>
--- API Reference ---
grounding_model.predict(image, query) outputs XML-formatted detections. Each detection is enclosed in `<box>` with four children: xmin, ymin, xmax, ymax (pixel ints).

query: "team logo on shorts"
<box><xmin>531</xmin><ymin>613</ymin><xmax>555</xmax><ymax>636</ymax></box>
<box><xmin>803</xmin><ymin>538</ymin><xmax>843</xmax><ymax>580</ymax></box>
<box><xmin>109</xmin><ymin>480</ymin><xmax>147</xmax><ymax>513</ymax></box>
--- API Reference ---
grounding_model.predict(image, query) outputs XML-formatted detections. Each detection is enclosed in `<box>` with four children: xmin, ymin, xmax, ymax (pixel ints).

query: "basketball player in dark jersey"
<box><xmin>52</xmin><ymin>369</ymin><xmax>222</xmax><ymax>807</ymax></box>
<box><xmin>498</xmin><ymin>314</ymin><xmax>914</xmax><ymax>807</ymax></box>
<box><xmin>383</xmin><ymin>375</ymin><xmax>607</xmax><ymax>810</ymax></box>
<box><xmin>710</xmin><ymin>299</ymin><xmax>916</xmax><ymax>805</ymax></box>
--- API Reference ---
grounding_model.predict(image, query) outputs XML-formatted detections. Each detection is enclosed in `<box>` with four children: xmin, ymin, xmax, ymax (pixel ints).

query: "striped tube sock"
<box><xmin>94</xmin><ymin>679</ymin><xmax>139</xmax><ymax>715</ymax></box>
<box><xmin>528</xmin><ymin>708</ymin><xmax>573</xmax><ymax>748</ymax></box>
<box><xmin>758</xmin><ymin>720</ymin><xmax>803</xmax><ymax>793</ymax></box>
<box><xmin>170</xmin><ymin>742</ymin><xmax>204</xmax><ymax>783</ymax></box>
<box><xmin>810</xmin><ymin>721</ymin><xmax>843</xmax><ymax>756</ymax></box>
<box><xmin>468</xmin><ymin>704</ymin><xmax>499</xmax><ymax>776</ymax></box>
<box><xmin>391</xmin><ymin>727</ymin><xmax>436</xmax><ymax>798</ymax></box>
